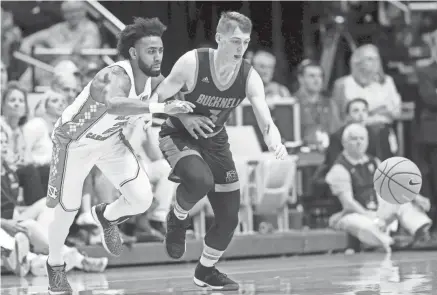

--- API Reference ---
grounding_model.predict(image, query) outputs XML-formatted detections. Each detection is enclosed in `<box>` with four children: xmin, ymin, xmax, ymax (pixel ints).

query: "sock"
<box><xmin>199</xmin><ymin>242</ymin><xmax>224</xmax><ymax>267</ymax></box>
<box><xmin>173</xmin><ymin>200</ymin><xmax>188</xmax><ymax>220</ymax></box>
<box><xmin>62</xmin><ymin>246</ymin><xmax>84</xmax><ymax>271</ymax></box>
<box><xmin>47</xmin><ymin>206</ymin><xmax>76</xmax><ymax>266</ymax></box>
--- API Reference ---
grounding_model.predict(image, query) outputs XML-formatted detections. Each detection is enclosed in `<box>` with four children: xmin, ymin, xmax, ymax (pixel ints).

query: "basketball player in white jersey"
<box><xmin>45</xmin><ymin>17</ymin><xmax>194</xmax><ymax>294</ymax></box>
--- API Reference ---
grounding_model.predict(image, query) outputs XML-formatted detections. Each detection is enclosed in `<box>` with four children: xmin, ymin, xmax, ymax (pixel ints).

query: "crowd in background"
<box><xmin>3</xmin><ymin>0</ymin><xmax>437</xmax><ymax>277</ymax></box>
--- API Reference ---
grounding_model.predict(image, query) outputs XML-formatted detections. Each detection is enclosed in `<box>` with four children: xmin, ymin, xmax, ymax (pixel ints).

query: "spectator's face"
<box><xmin>252</xmin><ymin>53</ymin><xmax>275</xmax><ymax>84</ymax></box>
<box><xmin>53</xmin><ymin>74</ymin><xmax>79</xmax><ymax>103</ymax></box>
<box><xmin>348</xmin><ymin>101</ymin><xmax>369</xmax><ymax>123</ymax></box>
<box><xmin>134</xmin><ymin>36</ymin><xmax>164</xmax><ymax>77</ymax></box>
<box><xmin>46</xmin><ymin>94</ymin><xmax>68</xmax><ymax>117</ymax></box>
<box><xmin>358</xmin><ymin>50</ymin><xmax>380</xmax><ymax>75</ymax></box>
<box><xmin>216</xmin><ymin>26</ymin><xmax>251</xmax><ymax>65</ymax></box>
<box><xmin>1</xmin><ymin>62</ymin><xmax>8</xmax><ymax>90</ymax></box>
<box><xmin>3</xmin><ymin>89</ymin><xmax>26</xmax><ymax>119</ymax></box>
<box><xmin>62</xmin><ymin>2</ymin><xmax>86</xmax><ymax>28</ymax></box>
<box><xmin>299</xmin><ymin>66</ymin><xmax>323</xmax><ymax>94</ymax></box>
<box><xmin>344</xmin><ymin>128</ymin><xmax>368</xmax><ymax>157</ymax></box>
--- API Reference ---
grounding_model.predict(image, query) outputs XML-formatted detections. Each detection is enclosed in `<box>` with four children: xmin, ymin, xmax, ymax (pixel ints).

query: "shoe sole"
<box><xmin>163</xmin><ymin>238</ymin><xmax>186</xmax><ymax>259</ymax></box>
<box><xmin>48</xmin><ymin>290</ymin><xmax>72</xmax><ymax>295</ymax></box>
<box><xmin>91</xmin><ymin>206</ymin><xmax>121</xmax><ymax>257</ymax></box>
<box><xmin>193</xmin><ymin>277</ymin><xmax>239</xmax><ymax>291</ymax></box>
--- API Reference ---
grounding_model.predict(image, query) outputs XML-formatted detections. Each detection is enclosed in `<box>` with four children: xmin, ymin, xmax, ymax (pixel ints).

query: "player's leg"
<box><xmin>159</xmin><ymin>134</ymin><xmax>215</xmax><ymax>259</ymax></box>
<box><xmin>193</xmin><ymin>145</ymin><xmax>240</xmax><ymax>290</ymax></box>
<box><xmin>46</xmin><ymin>136</ymin><xmax>96</xmax><ymax>294</ymax></box>
<box><xmin>93</xmin><ymin>134</ymin><xmax>155</xmax><ymax>256</ymax></box>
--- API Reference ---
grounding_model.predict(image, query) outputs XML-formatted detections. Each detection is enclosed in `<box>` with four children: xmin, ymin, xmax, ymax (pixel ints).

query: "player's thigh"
<box><xmin>203</xmin><ymin>145</ymin><xmax>240</xmax><ymax>193</ymax></box>
<box><xmin>47</xmin><ymin>138</ymin><xmax>96</xmax><ymax>212</ymax></box>
<box><xmin>159</xmin><ymin>133</ymin><xmax>202</xmax><ymax>181</ymax></box>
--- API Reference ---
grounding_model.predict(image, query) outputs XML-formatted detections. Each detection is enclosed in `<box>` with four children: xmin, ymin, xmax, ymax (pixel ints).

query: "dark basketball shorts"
<box><xmin>159</xmin><ymin>125</ymin><xmax>240</xmax><ymax>193</ymax></box>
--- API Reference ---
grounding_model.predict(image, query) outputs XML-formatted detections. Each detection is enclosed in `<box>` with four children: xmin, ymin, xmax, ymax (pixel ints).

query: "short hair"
<box><xmin>341</xmin><ymin>123</ymin><xmax>368</xmax><ymax>144</ymax></box>
<box><xmin>117</xmin><ymin>17</ymin><xmax>167</xmax><ymax>59</ymax></box>
<box><xmin>297</xmin><ymin>59</ymin><xmax>322</xmax><ymax>76</ymax></box>
<box><xmin>216</xmin><ymin>11</ymin><xmax>252</xmax><ymax>34</ymax></box>
<box><xmin>345</xmin><ymin>98</ymin><xmax>369</xmax><ymax>114</ymax></box>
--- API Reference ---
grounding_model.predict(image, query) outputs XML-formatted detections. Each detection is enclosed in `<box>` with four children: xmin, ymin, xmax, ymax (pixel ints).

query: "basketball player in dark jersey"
<box><xmin>150</xmin><ymin>12</ymin><xmax>287</xmax><ymax>290</ymax></box>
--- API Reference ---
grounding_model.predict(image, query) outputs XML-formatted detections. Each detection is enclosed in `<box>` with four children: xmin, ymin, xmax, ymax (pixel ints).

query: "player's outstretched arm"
<box><xmin>90</xmin><ymin>66</ymin><xmax>194</xmax><ymax>116</ymax></box>
<box><xmin>150</xmin><ymin>50</ymin><xmax>196</xmax><ymax>103</ymax></box>
<box><xmin>246</xmin><ymin>69</ymin><xmax>287</xmax><ymax>160</ymax></box>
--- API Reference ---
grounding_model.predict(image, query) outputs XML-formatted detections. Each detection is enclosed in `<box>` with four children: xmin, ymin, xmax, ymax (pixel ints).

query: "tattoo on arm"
<box><xmin>89</xmin><ymin>66</ymin><xmax>131</xmax><ymax>105</ymax></box>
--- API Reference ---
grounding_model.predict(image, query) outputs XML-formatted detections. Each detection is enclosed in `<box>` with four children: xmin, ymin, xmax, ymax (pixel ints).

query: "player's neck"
<box><xmin>213</xmin><ymin>49</ymin><xmax>238</xmax><ymax>76</ymax></box>
<box><xmin>130</xmin><ymin>61</ymin><xmax>150</xmax><ymax>94</ymax></box>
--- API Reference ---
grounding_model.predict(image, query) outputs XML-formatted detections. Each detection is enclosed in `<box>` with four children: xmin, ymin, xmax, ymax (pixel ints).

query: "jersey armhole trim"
<box><xmin>245</xmin><ymin>66</ymin><xmax>254</xmax><ymax>98</ymax></box>
<box><xmin>180</xmin><ymin>50</ymin><xmax>199</xmax><ymax>95</ymax></box>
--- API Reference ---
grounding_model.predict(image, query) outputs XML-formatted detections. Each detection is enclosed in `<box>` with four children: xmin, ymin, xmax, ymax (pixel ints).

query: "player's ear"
<box><xmin>129</xmin><ymin>47</ymin><xmax>137</xmax><ymax>60</ymax></box>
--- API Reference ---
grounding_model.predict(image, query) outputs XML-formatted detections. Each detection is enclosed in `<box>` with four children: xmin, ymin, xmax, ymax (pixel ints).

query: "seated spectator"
<box><xmin>251</xmin><ymin>49</ymin><xmax>291</xmax><ymax>99</ymax></box>
<box><xmin>0</xmin><ymin>81</ymin><xmax>46</xmax><ymax>205</ymax></box>
<box><xmin>20</xmin><ymin>1</ymin><xmax>101</xmax><ymax>65</ymax></box>
<box><xmin>24</xmin><ymin>90</ymin><xmax>68</xmax><ymax>193</ymax></box>
<box><xmin>1</xmin><ymin>129</ymin><xmax>108</xmax><ymax>276</ymax></box>
<box><xmin>324</xmin><ymin>98</ymin><xmax>392</xmax><ymax>167</ymax></box>
<box><xmin>332</xmin><ymin>44</ymin><xmax>401</xmax><ymax>158</ymax></box>
<box><xmin>50</xmin><ymin>70</ymin><xmax>81</xmax><ymax>104</ymax></box>
<box><xmin>294</xmin><ymin>59</ymin><xmax>341</xmax><ymax>150</ymax></box>
<box><xmin>326</xmin><ymin>124</ymin><xmax>433</xmax><ymax>252</ymax></box>
<box><xmin>20</xmin><ymin>59</ymin><xmax>81</xmax><ymax>92</ymax></box>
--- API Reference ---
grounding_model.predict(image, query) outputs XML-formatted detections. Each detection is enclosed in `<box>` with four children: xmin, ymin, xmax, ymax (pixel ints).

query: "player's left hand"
<box><xmin>269</xmin><ymin>144</ymin><xmax>287</xmax><ymax>160</ymax></box>
<box><xmin>164</xmin><ymin>100</ymin><xmax>195</xmax><ymax>115</ymax></box>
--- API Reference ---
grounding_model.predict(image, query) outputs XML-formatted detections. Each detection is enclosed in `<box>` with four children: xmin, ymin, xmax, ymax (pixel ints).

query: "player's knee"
<box><xmin>176</xmin><ymin>156</ymin><xmax>214</xmax><ymax>194</ymax></box>
<box><xmin>119</xmin><ymin>175</ymin><xmax>154</xmax><ymax>213</ymax></box>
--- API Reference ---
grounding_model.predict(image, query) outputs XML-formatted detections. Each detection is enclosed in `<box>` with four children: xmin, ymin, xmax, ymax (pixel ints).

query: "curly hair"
<box><xmin>117</xmin><ymin>17</ymin><xmax>167</xmax><ymax>59</ymax></box>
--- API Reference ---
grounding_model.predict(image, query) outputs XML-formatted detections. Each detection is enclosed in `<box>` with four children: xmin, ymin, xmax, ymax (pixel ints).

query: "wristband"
<box><xmin>149</xmin><ymin>102</ymin><xmax>165</xmax><ymax>113</ymax></box>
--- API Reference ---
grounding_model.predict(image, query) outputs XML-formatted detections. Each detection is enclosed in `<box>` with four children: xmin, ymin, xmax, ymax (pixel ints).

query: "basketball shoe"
<box><xmin>47</xmin><ymin>261</ymin><xmax>72</xmax><ymax>294</ymax></box>
<box><xmin>164</xmin><ymin>208</ymin><xmax>191</xmax><ymax>259</ymax></box>
<box><xmin>193</xmin><ymin>263</ymin><xmax>239</xmax><ymax>291</ymax></box>
<box><xmin>91</xmin><ymin>203</ymin><xmax>123</xmax><ymax>256</ymax></box>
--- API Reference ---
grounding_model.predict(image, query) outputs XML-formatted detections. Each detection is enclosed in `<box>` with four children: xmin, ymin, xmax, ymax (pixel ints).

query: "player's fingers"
<box><xmin>184</xmin><ymin>101</ymin><xmax>196</xmax><ymax>108</ymax></box>
<box><xmin>200</xmin><ymin>117</ymin><xmax>215</xmax><ymax>128</ymax></box>
<box><xmin>198</xmin><ymin>122</ymin><xmax>213</xmax><ymax>133</ymax></box>
<box><xmin>180</xmin><ymin>103</ymin><xmax>193</xmax><ymax>113</ymax></box>
<box><xmin>194</xmin><ymin>125</ymin><xmax>209</xmax><ymax>138</ymax></box>
<box><xmin>186</xmin><ymin>127</ymin><xmax>199</xmax><ymax>140</ymax></box>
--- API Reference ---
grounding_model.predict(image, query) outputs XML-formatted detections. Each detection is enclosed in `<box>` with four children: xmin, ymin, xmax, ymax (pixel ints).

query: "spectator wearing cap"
<box><xmin>251</xmin><ymin>49</ymin><xmax>291</xmax><ymax>99</ymax></box>
<box><xmin>294</xmin><ymin>59</ymin><xmax>341</xmax><ymax>151</ymax></box>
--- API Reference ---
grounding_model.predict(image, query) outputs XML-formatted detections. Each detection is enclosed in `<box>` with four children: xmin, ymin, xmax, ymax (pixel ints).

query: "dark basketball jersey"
<box><xmin>166</xmin><ymin>48</ymin><xmax>252</xmax><ymax>135</ymax></box>
<box><xmin>335</xmin><ymin>154</ymin><xmax>379</xmax><ymax>210</ymax></box>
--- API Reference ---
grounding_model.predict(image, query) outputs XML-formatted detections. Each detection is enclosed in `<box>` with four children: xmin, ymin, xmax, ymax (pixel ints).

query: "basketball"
<box><xmin>373</xmin><ymin>157</ymin><xmax>422</xmax><ymax>205</ymax></box>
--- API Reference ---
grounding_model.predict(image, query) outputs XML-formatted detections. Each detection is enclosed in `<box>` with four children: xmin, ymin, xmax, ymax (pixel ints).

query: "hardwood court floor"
<box><xmin>2</xmin><ymin>251</ymin><xmax>436</xmax><ymax>294</ymax></box>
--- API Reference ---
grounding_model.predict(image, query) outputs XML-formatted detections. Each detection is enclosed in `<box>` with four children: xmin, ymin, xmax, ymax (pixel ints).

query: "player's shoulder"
<box><xmin>151</xmin><ymin>74</ymin><xmax>165</xmax><ymax>90</ymax></box>
<box><xmin>91</xmin><ymin>65</ymin><xmax>131</xmax><ymax>87</ymax></box>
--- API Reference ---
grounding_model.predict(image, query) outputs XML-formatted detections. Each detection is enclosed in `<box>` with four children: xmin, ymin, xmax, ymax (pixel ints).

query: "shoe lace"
<box><xmin>50</xmin><ymin>267</ymin><xmax>68</xmax><ymax>288</ymax></box>
<box><xmin>211</xmin><ymin>267</ymin><xmax>228</xmax><ymax>280</ymax></box>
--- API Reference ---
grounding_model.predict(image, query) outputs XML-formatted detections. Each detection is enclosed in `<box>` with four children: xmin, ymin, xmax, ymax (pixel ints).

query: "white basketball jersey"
<box><xmin>56</xmin><ymin>60</ymin><xmax>152</xmax><ymax>144</ymax></box>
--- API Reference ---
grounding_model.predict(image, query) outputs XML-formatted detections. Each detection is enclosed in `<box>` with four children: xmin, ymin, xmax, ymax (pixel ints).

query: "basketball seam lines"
<box><xmin>377</xmin><ymin>159</ymin><xmax>409</xmax><ymax>204</ymax></box>
<box><xmin>387</xmin><ymin>176</ymin><xmax>403</xmax><ymax>204</ymax></box>
<box><xmin>376</xmin><ymin>169</ymin><xmax>420</xmax><ymax>195</ymax></box>
<box><xmin>373</xmin><ymin>161</ymin><xmax>388</xmax><ymax>183</ymax></box>
<box><xmin>378</xmin><ymin>159</ymin><xmax>408</xmax><ymax>199</ymax></box>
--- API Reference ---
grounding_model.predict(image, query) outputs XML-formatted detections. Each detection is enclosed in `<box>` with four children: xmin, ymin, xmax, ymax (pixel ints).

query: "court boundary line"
<box><xmin>2</xmin><ymin>254</ymin><xmax>435</xmax><ymax>292</ymax></box>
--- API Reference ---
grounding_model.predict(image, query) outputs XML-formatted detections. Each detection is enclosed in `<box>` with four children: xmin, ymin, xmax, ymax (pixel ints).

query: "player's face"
<box><xmin>217</xmin><ymin>26</ymin><xmax>251</xmax><ymax>64</ymax></box>
<box><xmin>348</xmin><ymin>101</ymin><xmax>369</xmax><ymax>123</ymax></box>
<box><xmin>135</xmin><ymin>36</ymin><xmax>164</xmax><ymax>77</ymax></box>
<box><xmin>46</xmin><ymin>94</ymin><xmax>68</xmax><ymax>117</ymax></box>
<box><xmin>3</xmin><ymin>89</ymin><xmax>26</xmax><ymax>119</ymax></box>
<box><xmin>299</xmin><ymin>66</ymin><xmax>323</xmax><ymax>94</ymax></box>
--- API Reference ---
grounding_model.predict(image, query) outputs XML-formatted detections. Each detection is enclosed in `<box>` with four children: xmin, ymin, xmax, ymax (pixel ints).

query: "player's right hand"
<box><xmin>164</xmin><ymin>100</ymin><xmax>196</xmax><ymax>115</ymax></box>
<box><xmin>178</xmin><ymin>114</ymin><xmax>215</xmax><ymax>139</ymax></box>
